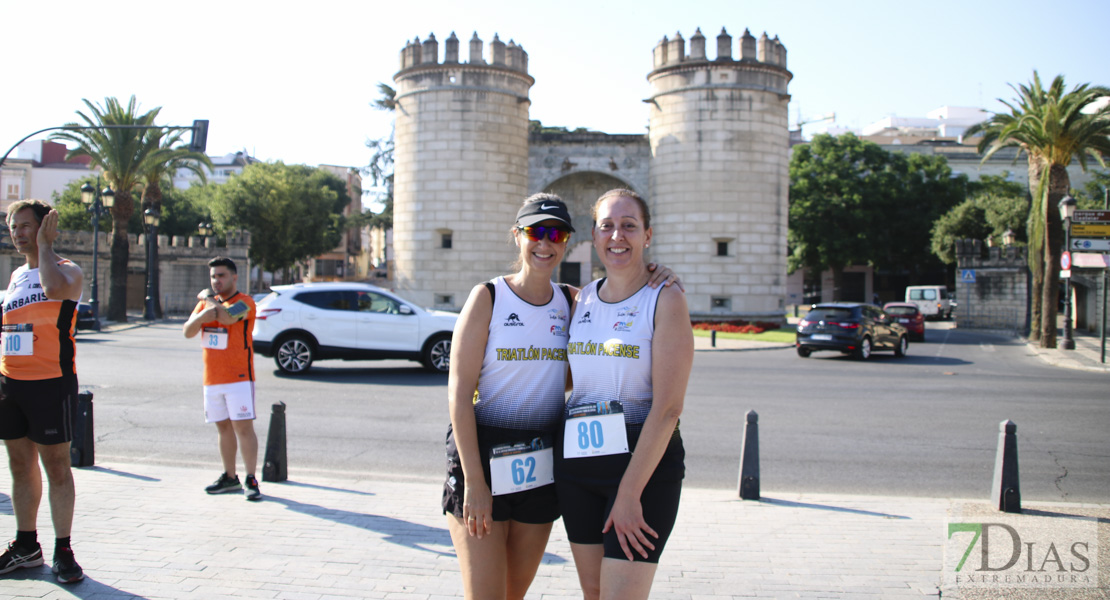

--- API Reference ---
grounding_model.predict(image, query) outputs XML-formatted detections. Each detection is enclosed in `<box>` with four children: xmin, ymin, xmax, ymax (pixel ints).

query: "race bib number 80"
<box><xmin>563</xmin><ymin>402</ymin><xmax>629</xmax><ymax>459</ymax></box>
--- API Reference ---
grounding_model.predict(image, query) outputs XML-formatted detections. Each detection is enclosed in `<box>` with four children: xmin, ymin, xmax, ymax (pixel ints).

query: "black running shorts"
<box><xmin>442</xmin><ymin>423</ymin><xmax>560</xmax><ymax>524</ymax></box>
<box><xmin>555</xmin><ymin>424</ymin><xmax>684</xmax><ymax>563</ymax></box>
<box><xmin>0</xmin><ymin>374</ymin><xmax>79</xmax><ymax>445</ymax></box>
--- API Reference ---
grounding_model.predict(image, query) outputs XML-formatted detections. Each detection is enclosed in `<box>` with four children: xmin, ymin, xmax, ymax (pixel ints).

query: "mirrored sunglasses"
<box><xmin>518</xmin><ymin>225</ymin><xmax>571</xmax><ymax>243</ymax></box>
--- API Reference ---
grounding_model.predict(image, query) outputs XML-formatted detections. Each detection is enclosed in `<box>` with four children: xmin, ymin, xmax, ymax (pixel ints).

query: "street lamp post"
<box><xmin>143</xmin><ymin>208</ymin><xmax>161</xmax><ymax>320</ymax></box>
<box><xmin>1059</xmin><ymin>195</ymin><xmax>1077</xmax><ymax>350</ymax></box>
<box><xmin>79</xmin><ymin>181</ymin><xmax>115</xmax><ymax>331</ymax></box>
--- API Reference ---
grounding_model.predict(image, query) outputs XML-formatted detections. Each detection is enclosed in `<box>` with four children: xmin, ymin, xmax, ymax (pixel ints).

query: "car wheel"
<box><xmin>275</xmin><ymin>335</ymin><xmax>314</xmax><ymax>374</ymax></box>
<box><xmin>854</xmin><ymin>337</ymin><xmax>872</xmax><ymax>361</ymax></box>
<box><xmin>796</xmin><ymin>346</ymin><xmax>811</xmax><ymax>358</ymax></box>
<box><xmin>422</xmin><ymin>334</ymin><xmax>452</xmax><ymax>373</ymax></box>
<box><xmin>894</xmin><ymin>335</ymin><xmax>908</xmax><ymax>357</ymax></box>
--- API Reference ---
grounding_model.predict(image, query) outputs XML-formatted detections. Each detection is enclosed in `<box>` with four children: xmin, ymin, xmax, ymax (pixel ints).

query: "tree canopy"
<box><xmin>206</xmin><ymin>162</ymin><xmax>351</xmax><ymax>276</ymax></box>
<box><xmin>788</xmin><ymin>133</ymin><xmax>967</xmax><ymax>291</ymax></box>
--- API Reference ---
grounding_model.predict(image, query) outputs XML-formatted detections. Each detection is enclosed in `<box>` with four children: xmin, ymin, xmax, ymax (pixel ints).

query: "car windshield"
<box><xmin>805</xmin><ymin>308</ymin><xmax>856</xmax><ymax>321</ymax></box>
<box><xmin>885</xmin><ymin>306</ymin><xmax>918</xmax><ymax>316</ymax></box>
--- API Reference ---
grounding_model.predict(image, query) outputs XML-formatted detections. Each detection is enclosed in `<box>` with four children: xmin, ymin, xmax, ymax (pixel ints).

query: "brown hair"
<box><xmin>6</xmin><ymin>199</ymin><xmax>52</xmax><ymax>226</ymax></box>
<box><xmin>592</xmin><ymin>188</ymin><xmax>650</xmax><ymax>229</ymax></box>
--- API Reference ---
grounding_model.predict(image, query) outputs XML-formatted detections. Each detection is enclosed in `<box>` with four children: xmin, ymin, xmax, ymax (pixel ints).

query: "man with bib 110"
<box><xmin>0</xmin><ymin>200</ymin><xmax>86</xmax><ymax>583</ymax></box>
<box><xmin>183</xmin><ymin>257</ymin><xmax>261</xmax><ymax>501</ymax></box>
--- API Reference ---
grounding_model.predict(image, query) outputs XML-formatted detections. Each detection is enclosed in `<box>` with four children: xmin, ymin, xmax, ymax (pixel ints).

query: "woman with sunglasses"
<box><xmin>555</xmin><ymin>188</ymin><xmax>693</xmax><ymax>600</ymax></box>
<box><xmin>443</xmin><ymin>193</ymin><xmax>678</xmax><ymax>599</ymax></box>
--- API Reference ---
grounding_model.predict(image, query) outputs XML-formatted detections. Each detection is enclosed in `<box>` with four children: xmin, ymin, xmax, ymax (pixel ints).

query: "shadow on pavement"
<box><xmin>84</xmin><ymin>466</ymin><xmax>160</xmax><ymax>482</ymax></box>
<box><xmin>0</xmin><ymin>569</ymin><xmax>145</xmax><ymax>599</ymax></box>
<box><xmin>270</xmin><ymin>367</ymin><xmax>448</xmax><ymax>386</ymax></box>
<box><xmin>263</xmin><ymin>494</ymin><xmax>567</xmax><ymax>564</ymax></box>
<box><xmin>758</xmin><ymin>497</ymin><xmax>911</xmax><ymax>520</ymax></box>
<box><xmin>277</xmin><ymin>479</ymin><xmax>376</xmax><ymax>496</ymax></box>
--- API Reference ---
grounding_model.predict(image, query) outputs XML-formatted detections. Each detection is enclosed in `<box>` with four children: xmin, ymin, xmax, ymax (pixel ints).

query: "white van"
<box><xmin>905</xmin><ymin>285</ymin><xmax>952</xmax><ymax>320</ymax></box>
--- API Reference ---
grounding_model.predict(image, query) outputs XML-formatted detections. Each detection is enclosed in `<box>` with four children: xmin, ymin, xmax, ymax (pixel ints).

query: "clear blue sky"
<box><xmin>4</xmin><ymin>0</ymin><xmax>1106</xmax><ymax>175</ymax></box>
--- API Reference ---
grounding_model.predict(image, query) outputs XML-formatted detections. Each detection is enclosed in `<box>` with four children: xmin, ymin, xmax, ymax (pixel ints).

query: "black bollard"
<box><xmin>991</xmin><ymin>419</ymin><xmax>1021</xmax><ymax>513</ymax></box>
<box><xmin>711</xmin><ymin>329</ymin><xmax>717</xmax><ymax>348</ymax></box>
<box><xmin>262</xmin><ymin>402</ymin><xmax>287</xmax><ymax>482</ymax></box>
<box><xmin>738</xmin><ymin>410</ymin><xmax>760</xmax><ymax>500</ymax></box>
<box><xmin>70</xmin><ymin>391</ymin><xmax>95</xmax><ymax>467</ymax></box>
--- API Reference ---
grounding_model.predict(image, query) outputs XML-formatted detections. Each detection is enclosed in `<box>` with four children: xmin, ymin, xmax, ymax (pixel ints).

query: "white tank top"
<box><xmin>565</xmin><ymin>278</ymin><xmax>661</xmax><ymax>425</ymax></box>
<box><xmin>474</xmin><ymin>277</ymin><xmax>571</xmax><ymax>430</ymax></box>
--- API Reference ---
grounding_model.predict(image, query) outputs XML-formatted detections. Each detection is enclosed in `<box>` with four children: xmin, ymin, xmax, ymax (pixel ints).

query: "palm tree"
<box><xmin>966</xmin><ymin>73</ymin><xmax>1110</xmax><ymax>348</ymax></box>
<box><xmin>139</xmin><ymin>130</ymin><xmax>212</xmax><ymax>317</ymax></box>
<box><xmin>51</xmin><ymin>96</ymin><xmax>163</xmax><ymax>322</ymax></box>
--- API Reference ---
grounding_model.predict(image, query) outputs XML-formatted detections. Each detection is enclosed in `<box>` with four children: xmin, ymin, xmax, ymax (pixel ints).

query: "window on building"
<box><xmin>711</xmin><ymin>297</ymin><xmax>731</xmax><ymax>310</ymax></box>
<box><xmin>716</xmin><ymin>241</ymin><xmax>729</xmax><ymax>257</ymax></box>
<box><xmin>435</xmin><ymin>294</ymin><xmax>454</xmax><ymax>306</ymax></box>
<box><xmin>712</xmin><ymin>236</ymin><xmax>734</xmax><ymax>257</ymax></box>
<box><xmin>437</xmin><ymin>228</ymin><xmax>454</xmax><ymax>249</ymax></box>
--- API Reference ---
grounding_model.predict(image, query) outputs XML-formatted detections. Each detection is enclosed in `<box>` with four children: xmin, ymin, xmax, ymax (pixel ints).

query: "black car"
<box><xmin>795</xmin><ymin>302</ymin><xmax>908</xmax><ymax>360</ymax></box>
<box><xmin>76</xmin><ymin>303</ymin><xmax>98</xmax><ymax>330</ymax></box>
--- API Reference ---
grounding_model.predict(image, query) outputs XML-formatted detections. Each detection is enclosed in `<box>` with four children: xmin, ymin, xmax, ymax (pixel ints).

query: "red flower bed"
<box><xmin>691</xmin><ymin>320</ymin><xmax>780</xmax><ymax>334</ymax></box>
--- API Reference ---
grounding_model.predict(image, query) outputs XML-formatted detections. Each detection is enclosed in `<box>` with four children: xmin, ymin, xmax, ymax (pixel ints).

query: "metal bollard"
<box><xmin>711</xmin><ymin>329</ymin><xmax>717</xmax><ymax>348</ymax></box>
<box><xmin>991</xmin><ymin>420</ymin><xmax>1021</xmax><ymax>513</ymax></box>
<box><xmin>737</xmin><ymin>410</ymin><xmax>760</xmax><ymax>500</ymax></box>
<box><xmin>70</xmin><ymin>391</ymin><xmax>95</xmax><ymax>467</ymax></box>
<box><xmin>262</xmin><ymin>402</ymin><xmax>288</xmax><ymax>482</ymax></box>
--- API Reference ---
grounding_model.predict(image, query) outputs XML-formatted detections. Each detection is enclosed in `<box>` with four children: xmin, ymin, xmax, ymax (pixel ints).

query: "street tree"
<box><xmin>931</xmin><ymin>173</ymin><xmax>1031</xmax><ymax>264</ymax></box>
<box><xmin>209</xmin><ymin>162</ymin><xmax>351</xmax><ymax>288</ymax></box>
<box><xmin>50</xmin><ymin>96</ymin><xmax>162</xmax><ymax>322</ymax></box>
<box><xmin>139</xmin><ymin>130</ymin><xmax>212</xmax><ymax>317</ymax></box>
<box><xmin>788</xmin><ymin>133</ymin><xmax>965</xmax><ymax>298</ymax></box>
<box><xmin>362</xmin><ymin>83</ymin><xmax>396</xmax><ymax>231</ymax></box>
<box><xmin>966</xmin><ymin>72</ymin><xmax>1110</xmax><ymax>347</ymax></box>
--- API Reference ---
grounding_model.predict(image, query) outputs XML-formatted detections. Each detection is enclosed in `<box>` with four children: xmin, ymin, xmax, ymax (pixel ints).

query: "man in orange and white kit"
<box><xmin>0</xmin><ymin>200</ymin><xmax>85</xmax><ymax>583</ymax></box>
<box><xmin>183</xmin><ymin>256</ymin><xmax>261</xmax><ymax>501</ymax></box>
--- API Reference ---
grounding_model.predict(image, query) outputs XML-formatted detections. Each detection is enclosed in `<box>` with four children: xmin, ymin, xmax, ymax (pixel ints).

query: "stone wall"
<box><xmin>954</xmin><ymin>239</ymin><xmax>1029</xmax><ymax>334</ymax></box>
<box><xmin>0</xmin><ymin>230</ymin><xmax>250</xmax><ymax>317</ymax></box>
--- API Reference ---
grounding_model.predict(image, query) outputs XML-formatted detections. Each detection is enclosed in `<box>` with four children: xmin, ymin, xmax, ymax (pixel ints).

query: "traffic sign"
<box><xmin>1072</xmin><ymin>210</ymin><xmax>1110</xmax><ymax>223</ymax></box>
<box><xmin>1070</xmin><ymin>223</ymin><xmax>1110</xmax><ymax>238</ymax></box>
<box><xmin>1061</xmin><ymin>251</ymin><xmax>1071</xmax><ymax>270</ymax></box>
<box><xmin>960</xmin><ymin>269</ymin><xmax>976</xmax><ymax>283</ymax></box>
<box><xmin>1071</xmin><ymin>238</ymin><xmax>1110</xmax><ymax>252</ymax></box>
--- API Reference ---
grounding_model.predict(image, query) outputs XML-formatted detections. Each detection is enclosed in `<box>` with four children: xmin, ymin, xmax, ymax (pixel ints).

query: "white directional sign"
<box><xmin>1071</xmin><ymin>238</ymin><xmax>1110</xmax><ymax>252</ymax></box>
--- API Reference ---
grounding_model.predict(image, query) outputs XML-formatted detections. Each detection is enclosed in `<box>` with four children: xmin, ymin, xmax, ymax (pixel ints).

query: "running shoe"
<box><xmin>51</xmin><ymin>547</ymin><xmax>84</xmax><ymax>583</ymax></box>
<box><xmin>205</xmin><ymin>472</ymin><xmax>242</xmax><ymax>494</ymax></box>
<box><xmin>244</xmin><ymin>475</ymin><xmax>262</xmax><ymax>502</ymax></box>
<box><xmin>0</xmin><ymin>541</ymin><xmax>43</xmax><ymax>575</ymax></box>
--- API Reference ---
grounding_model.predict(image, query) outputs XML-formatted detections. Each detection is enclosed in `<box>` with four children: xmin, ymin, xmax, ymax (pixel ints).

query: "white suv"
<box><xmin>252</xmin><ymin>282</ymin><xmax>457</xmax><ymax>374</ymax></box>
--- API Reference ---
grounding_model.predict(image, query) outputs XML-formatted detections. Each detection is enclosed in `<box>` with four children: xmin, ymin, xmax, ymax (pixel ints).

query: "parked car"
<box><xmin>905</xmin><ymin>285</ymin><xmax>952</xmax><ymax>320</ymax></box>
<box><xmin>76</xmin><ymin>303</ymin><xmax>98</xmax><ymax>330</ymax></box>
<box><xmin>882</xmin><ymin>302</ymin><xmax>925</xmax><ymax>342</ymax></box>
<box><xmin>795</xmin><ymin>302</ymin><xmax>908</xmax><ymax>360</ymax></box>
<box><xmin>252</xmin><ymin>282</ymin><xmax>457</xmax><ymax>374</ymax></box>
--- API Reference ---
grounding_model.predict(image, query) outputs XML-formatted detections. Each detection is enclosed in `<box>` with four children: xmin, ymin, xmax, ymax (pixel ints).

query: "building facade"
<box><xmin>391</xmin><ymin>27</ymin><xmax>793</xmax><ymax>320</ymax></box>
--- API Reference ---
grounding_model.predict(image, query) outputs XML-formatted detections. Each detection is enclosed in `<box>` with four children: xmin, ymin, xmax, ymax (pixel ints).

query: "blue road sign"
<box><xmin>960</xmin><ymin>269</ymin><xmax>976</xmax><ymax>283</ymax></box>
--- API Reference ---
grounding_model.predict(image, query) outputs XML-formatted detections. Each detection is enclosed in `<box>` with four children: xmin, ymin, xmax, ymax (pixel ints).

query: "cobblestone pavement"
<box><xmin>1</xmin><ymin>462</ymin><xmax>1106</xmax><ymax>599</ymax></box>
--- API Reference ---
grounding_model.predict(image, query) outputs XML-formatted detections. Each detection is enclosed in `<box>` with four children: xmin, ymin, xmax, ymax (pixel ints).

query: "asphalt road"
<box><xmin>39</xmin><ymin>321</ymin><xmax>1110</xmax><ymax>503</ymax></box>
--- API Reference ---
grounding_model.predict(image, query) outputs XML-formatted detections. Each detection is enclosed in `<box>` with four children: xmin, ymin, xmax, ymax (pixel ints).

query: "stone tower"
<box><xmin>647</xmin><ymin>27</ymin><xmax>791</xmax><ymax>320</ymax></box>
<box><xmin>392</xmin><ymin>32</ymin><xmax>534</xmax><ymax>308</ymax></box>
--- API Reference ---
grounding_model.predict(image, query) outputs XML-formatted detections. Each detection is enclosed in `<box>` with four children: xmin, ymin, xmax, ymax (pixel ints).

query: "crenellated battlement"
<box><xmin>398</xmin><ymin>31</ymin><xmax>528</xmax><ymax>75</ymax></box>
<box><xmin>651</xmin><ymin>26</ymin><xmax>787</xmax><ymax>71</ymax></box>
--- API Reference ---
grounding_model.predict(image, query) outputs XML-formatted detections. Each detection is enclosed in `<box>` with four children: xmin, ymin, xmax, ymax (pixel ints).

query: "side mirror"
<box><xmin>399</xmin><ymin>305</ymin><xmax>414</xmax><ymax>315</ymax></box>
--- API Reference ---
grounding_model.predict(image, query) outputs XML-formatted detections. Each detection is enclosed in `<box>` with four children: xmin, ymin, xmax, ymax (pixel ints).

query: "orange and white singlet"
<box><xmin>193</xmin><ymin>292</ymin><xmax>256</xmax><ymax>387</ymax></box>
<box><xmin>1</xmin><ymin>262</ymin><xmax>79</xmax><ymax>381</ymax></box>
